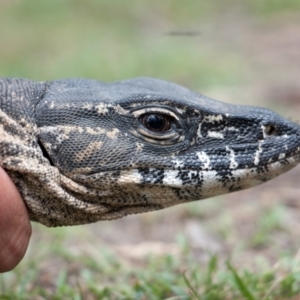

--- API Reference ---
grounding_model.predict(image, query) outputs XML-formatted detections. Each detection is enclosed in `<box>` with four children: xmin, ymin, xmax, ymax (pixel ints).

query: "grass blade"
<box><xmin>226</xmin><ymin>261</ymin><xmax>257</xmax><ymax>300</ymax></box>
<box><xmin>182</xmin><ymin>272</ymin><xmax>200</xmax><ymax>300</ymax></box>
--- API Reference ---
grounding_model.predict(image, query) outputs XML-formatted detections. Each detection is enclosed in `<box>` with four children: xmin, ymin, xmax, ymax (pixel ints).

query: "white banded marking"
<box><xmin>254</xmin><ymin>141</ymin><xmax>263</xmax><ymax>166</ymax></box>
<box><xmin>207</xmin><ymin>131</ymin><xmax>224</xmax><ymax>139</ymax></box>
<box><xmin>226</xmin><ymin>146</ymin><xmax>238</xmax><ymax>169</ymax></box>
<box><xmin>196</xmin><ymin>151</ymin><xmax>211</xmax><ymax>169</ymax></box>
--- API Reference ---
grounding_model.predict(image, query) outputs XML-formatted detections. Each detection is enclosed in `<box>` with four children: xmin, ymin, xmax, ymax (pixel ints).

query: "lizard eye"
<box><xmin>130</xmin><ymin>107</ymin><xmax>183</xmax><ymax>145</ymax></box>
<box><xmin>140</xmin><ymin>114</ymin><xmax>171</xmax><ymax>132</ymax></box>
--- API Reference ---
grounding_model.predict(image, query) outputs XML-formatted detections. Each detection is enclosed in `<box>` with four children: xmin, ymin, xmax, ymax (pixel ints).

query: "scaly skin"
<box><xmin>0</xmin><ymin>77</ymin><xmax>299</xmax><ymax>226</ymax></box>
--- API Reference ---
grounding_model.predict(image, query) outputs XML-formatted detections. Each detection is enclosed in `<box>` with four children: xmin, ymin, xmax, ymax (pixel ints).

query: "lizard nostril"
<box><xmin>264</xmin><ymin>124</ymin><xmax>277</xmax><ymax>136</ymax></box>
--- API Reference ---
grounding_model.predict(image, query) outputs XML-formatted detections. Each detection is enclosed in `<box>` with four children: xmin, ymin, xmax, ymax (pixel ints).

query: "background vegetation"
<box><xmin>1</xmin><ymin>0</ymin><xmax>300</xmax><ymax>299</ymax></box>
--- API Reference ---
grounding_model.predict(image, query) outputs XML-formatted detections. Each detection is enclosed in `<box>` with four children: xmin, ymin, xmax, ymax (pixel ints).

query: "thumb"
<box><xmin>0</xmin><ymin>167</ymin><xmax>31</xmax><ymax>272</ymax></box>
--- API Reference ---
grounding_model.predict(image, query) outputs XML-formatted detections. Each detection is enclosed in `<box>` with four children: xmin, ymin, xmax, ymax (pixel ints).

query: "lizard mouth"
<box><xmin>66</xmin><ymin>141</ymin><xmax>300</xmax><ymax>181</ymax></box>
<box><xmin>70</xmin><ymin>151</ymin><xmax>299</xmax><ymax>195</ymax></box>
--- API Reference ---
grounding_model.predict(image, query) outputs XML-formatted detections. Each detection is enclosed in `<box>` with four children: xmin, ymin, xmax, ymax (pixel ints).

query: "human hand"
<box><xmin>0</xmin><ymin>167</ymin><xmax>31</xmax><ymax>272</ymax></box>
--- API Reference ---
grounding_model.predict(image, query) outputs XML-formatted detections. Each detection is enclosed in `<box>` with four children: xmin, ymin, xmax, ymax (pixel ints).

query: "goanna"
<box><xmin>0</xmin><ymin>77</ymin><xmax>299</xmax><ymax>227</ymax></box>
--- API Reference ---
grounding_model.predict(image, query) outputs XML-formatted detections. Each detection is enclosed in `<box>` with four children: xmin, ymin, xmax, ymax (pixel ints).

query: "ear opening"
<box><xmin>38</xmin><ymin>139</ymin><xmax>54</xmax><ymax>166</ymax></box>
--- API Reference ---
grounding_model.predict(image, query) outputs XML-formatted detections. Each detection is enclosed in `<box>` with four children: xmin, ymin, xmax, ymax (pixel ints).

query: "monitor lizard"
<box><xmin>0</xmin><ymin>77</ymin><xmax>299</xmax><ymax>227</ymax></box>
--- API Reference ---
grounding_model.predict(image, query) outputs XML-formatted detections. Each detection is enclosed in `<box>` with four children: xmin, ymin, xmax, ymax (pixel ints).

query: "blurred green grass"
<box><xmin>1</xmin><ymin>0</ymin><xmax>297</xmax><ymax>85</ymax></box>
<box><xmin>0</xmin><ymin>0</ymin><xmax>248</xmax><ymax>89</ymax></box>
<box><xmin>2</xmin><ymin>245</ymin><xmax>300</xmax><ymax>299</ymax></box>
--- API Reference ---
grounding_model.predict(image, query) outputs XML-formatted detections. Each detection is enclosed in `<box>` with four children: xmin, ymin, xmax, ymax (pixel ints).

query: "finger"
<box><xmin>0</xmin><ymin>167</ymin><xmax>32</xmax><ymax>272</ymax></box>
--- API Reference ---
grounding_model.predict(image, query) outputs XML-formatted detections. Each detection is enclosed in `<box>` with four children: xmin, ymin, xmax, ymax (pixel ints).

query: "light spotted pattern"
<box><xmin>0</xmin><ymin>77</ymin><xmax>300</xmax><ymax>227</ymax></box>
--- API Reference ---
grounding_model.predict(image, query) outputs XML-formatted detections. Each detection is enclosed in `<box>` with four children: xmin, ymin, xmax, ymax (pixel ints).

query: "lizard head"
<box><xmin>35</xmin><ymin>78</ymin><xmax>300</xmax><ymax>223</ymax></box>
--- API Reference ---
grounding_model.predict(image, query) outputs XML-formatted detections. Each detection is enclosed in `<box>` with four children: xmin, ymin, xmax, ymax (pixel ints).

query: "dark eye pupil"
<box><xmin>147</xmin><ymin>114</ymin><xmax>164</xmax><ymax>130</ymax></box>
<box><xmin>141</xmin><ymin>114</ymin><xmax>170</xmax><ymax>132</ymax></box>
